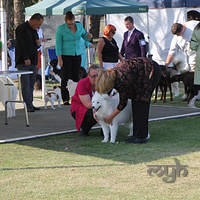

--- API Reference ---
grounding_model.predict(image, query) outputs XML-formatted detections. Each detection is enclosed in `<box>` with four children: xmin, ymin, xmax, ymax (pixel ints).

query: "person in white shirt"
<box><xmin>165</xmin><ymin>20</ymin><xmax>199</xmax><ymax>97</ymax></box>
<box><xmin>166</xmin><ymin>21</ymin><xmax>199</xmax><ymax>70</ymax></box>
<box><xmin>166</xmin><ymin>10</ymin><xmax>200</xmax><ymax>70</ymax></box>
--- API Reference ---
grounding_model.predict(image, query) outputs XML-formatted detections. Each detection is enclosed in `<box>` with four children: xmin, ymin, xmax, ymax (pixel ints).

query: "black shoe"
<box><xmin>80</xmin><ymin>128</ymin><xmax>89</xmax><ymax>136</ymax></box>
<box><xmin>27</xmin><ymin>107</ymin><xmax>35</xmax><ymax>112</ymax></box>
<box><xmin>125</xmin><ymin>137</ymin><xmax>147</xmax><ymax>144</ymax></box>
<box><xmin>63</xmin><ymin>101</ymin><xmax>70</xmax><ymax>106</ymax></box>
<box><xmin>33</xmin><ymin>106</ymin><xmax>40</xmax><ymax>111</ymax></box>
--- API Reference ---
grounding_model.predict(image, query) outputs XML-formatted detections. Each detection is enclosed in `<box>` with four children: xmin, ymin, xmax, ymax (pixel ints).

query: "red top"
<box><xmin>70</xmin><ymin>77</ymin><xmax>93</xmax><ymax>131</ymax></box>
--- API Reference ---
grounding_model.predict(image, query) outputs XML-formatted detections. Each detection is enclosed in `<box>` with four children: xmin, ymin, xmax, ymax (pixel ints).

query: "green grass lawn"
<box><xmin>0</xmin><ymin>116</ymin><xmax>200</xmax><ymax>200</ymax></box>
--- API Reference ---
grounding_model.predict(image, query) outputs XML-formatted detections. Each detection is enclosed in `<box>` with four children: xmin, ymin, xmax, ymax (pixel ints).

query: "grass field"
<box><xmin>0</xmin><ymin>116</ymin><xmax>200</xmax><ymax>200</ymax></box>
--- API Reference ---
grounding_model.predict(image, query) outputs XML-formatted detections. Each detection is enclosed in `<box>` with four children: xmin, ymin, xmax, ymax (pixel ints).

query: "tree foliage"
<box><xmin>7</xmin><ymin>0</ymin><xmax>39</xmax><ymax>39</ymax></box>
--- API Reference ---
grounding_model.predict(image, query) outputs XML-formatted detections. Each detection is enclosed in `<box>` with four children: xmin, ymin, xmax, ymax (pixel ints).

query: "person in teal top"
<box><xmin>56</xmin><ymin>11</ymin><xmax>92</xmax><ymax>105</ymax></box>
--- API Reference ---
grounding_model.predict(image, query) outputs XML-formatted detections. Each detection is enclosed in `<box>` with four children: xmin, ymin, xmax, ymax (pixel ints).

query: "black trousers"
<box><xmin>132</xmin><ymin>101</ymin><xmax>150</xmax><ymax>139</ymax></box>
<box><xmin>131</xmin><ymin>61</ymin><xmax>161</xmax><ymax>139</ymax></box>
<box><xmin>72</xmin><ymin>109</ymin><xmax>97</xmax><ymax>134</ymax></box>
<box><xmin>61</xmin><ymin>55</ymin><xmax>81</xmax><ymax>102</ymax></box>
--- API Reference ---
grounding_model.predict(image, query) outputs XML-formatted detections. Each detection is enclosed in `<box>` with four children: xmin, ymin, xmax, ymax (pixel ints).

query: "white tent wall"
<box><xmin>107</xmin><ymin>7</ymin><xmax>200</xmax><ymax>65</ymax></box>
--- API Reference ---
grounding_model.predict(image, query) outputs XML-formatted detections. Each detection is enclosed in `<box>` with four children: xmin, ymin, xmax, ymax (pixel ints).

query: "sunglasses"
<box><xmin>110</xmin><ymin>30</ymin><xmax>116</xmax><ymax>34</ymax></box>
<box><xmin>89</xmin><ymin>74</ymin><xmax>98</xmax><ymax>78</ymax></box>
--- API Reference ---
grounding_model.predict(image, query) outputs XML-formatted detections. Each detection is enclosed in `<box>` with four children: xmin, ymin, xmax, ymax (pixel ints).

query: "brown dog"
<box><xmin>154</xmin><ymin>61</ymin><xmax>182</xmax><ymax>103</ymax></box>
<box><xmin>154</xmin><ymin>66</ymin><xmax>173</xmax><ymax>103</ymax></box>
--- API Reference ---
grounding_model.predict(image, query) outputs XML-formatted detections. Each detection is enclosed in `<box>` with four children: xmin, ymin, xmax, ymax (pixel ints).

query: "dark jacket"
<box><xmin>120</xmin><ymin>28</ymin><xmax>146</xmax><ymax>59</ymax></box>
<box><xmin>15</xmin><ymin>21</ymin><xmax>39</xmax><ymax>66</ymax></box>
<box><xmin>113</xmin><ymin>58</ymin><xmax>161</xmax><ymax>111</ymax></box>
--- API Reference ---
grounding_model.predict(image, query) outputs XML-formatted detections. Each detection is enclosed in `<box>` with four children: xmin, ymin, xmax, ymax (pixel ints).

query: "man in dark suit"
<box><xmin>120</xmin><ymin>16</ymin><xmax>147</xmax><ymax>59</ymax></box>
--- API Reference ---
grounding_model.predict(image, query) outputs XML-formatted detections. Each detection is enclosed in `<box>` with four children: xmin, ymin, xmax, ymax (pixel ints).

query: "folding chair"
<box><xmin>47</xmin><ymin>48</ymin><xmax>57</xmax><ymax>61</ymax></box>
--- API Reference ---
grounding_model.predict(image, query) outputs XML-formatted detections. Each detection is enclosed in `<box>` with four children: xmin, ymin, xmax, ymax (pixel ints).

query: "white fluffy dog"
<box><xmin>0</xmin><ymin>77</ymin><xmax>18</xmax><ymax>118</ymax></box>
<box><xmin>44</xmin><ymin>86</ymin><xmax>61</xmax><ymax>110</ymax></box>
<box><xmin>67</xmin><ymin>79</ymin><xmax>78</xmax><ymax>97</ymax></box>
<box><xmin>92</xmin><ymin>91</ymin><xmax>133</xmax><ymax>143</ymax></box>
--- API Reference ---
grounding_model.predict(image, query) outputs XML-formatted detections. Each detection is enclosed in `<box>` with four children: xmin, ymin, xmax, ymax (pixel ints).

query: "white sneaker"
<box><xmin>188</xmin><ymin>96</ymin><xmax>197</xmax><ymax>108</ymax></box>
<box><xmin>174</xmin><ymin>92</ymin><xmax>179</xmax><ymax>97</ymax></box>
<box><xmin>182</xmin><ymin>94</ymin><xmax>187</xmax><ymax>100</ymax></box>
<box><xmin>196</xmin><ymin>90</ymin><xmax>200</xmax><ymax>100</ymax></box>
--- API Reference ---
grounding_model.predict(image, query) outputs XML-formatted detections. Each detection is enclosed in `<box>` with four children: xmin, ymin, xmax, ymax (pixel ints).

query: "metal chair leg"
<box><xmin>23</xmin><ymin>102</ymin><xmax>30</xmax><ymax>127</ymax></box>
<box><xmin>4</xmin><ymin>100</ymin><xmax>30</xmax><ymax>127</ymax></box>
<box><xmin>5</xmin><ymin>101</ymin><xmax>8</xmax><ymax>125</ymax></box>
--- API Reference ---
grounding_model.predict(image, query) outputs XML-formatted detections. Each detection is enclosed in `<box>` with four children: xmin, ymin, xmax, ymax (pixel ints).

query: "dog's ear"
<box><xmin>107</xmin><ymin>89</ymin><xmax>113</xmax><ymax>96</ymax></box>
<box><xmin>108</xmin><ymin>89</ymin><xmax>117</xmax><ymax>96</ymax></box>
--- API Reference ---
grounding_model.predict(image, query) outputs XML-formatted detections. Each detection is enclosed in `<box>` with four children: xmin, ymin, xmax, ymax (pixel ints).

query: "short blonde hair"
<box><xmin>95</xmin><ymin>68</ymin><xmax>116</xmax><ymax>94</ymax></box>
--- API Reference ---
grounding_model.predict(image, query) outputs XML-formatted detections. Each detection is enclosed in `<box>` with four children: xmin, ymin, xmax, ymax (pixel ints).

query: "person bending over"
<box><xmin>95</xmin><ymin>58</ymin><xmax>161</xmax><ymax>143</ymax></box>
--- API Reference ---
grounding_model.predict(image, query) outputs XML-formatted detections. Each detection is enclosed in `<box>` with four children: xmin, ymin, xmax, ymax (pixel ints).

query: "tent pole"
<box><xmin>146</xmin><ymin>11</ymin><xmax>152</xmax><ymax>59</ymax></box>
<box><xmin>85</xmin><ymin>14</ymin><xmax>91</xmax><ymax>68</ymax></box>
<box><xmin>41</xmin><ymin>46</ymin><xmax>46</xmax><ymax>100</ymax></box>
<box><xmin>0</xmin><ymin>0</ymin><xmax>7</xmax><ymax>71</ymax></box>
<box><xmin>104</xmin><ymin>14</ymin><xmax>107</xmax><ymax>25</ymax></box>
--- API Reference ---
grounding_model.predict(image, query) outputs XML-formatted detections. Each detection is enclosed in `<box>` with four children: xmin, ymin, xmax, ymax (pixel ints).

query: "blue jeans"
<box><xmin>17</xmin><ymin>65</ymin><xmax>36</xmax><ymax>108</ymax></box>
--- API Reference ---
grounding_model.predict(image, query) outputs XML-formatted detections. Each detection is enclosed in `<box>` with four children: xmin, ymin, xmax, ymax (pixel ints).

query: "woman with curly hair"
<box><xmin>95</xmin><ymin>57</ymin><xmax>161</xmax><ymax>143</ymax></box>
<box><xmin>97</xmin><ymin>24</ymin><xmax>123</xmax><ymax>69</ymax></box>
